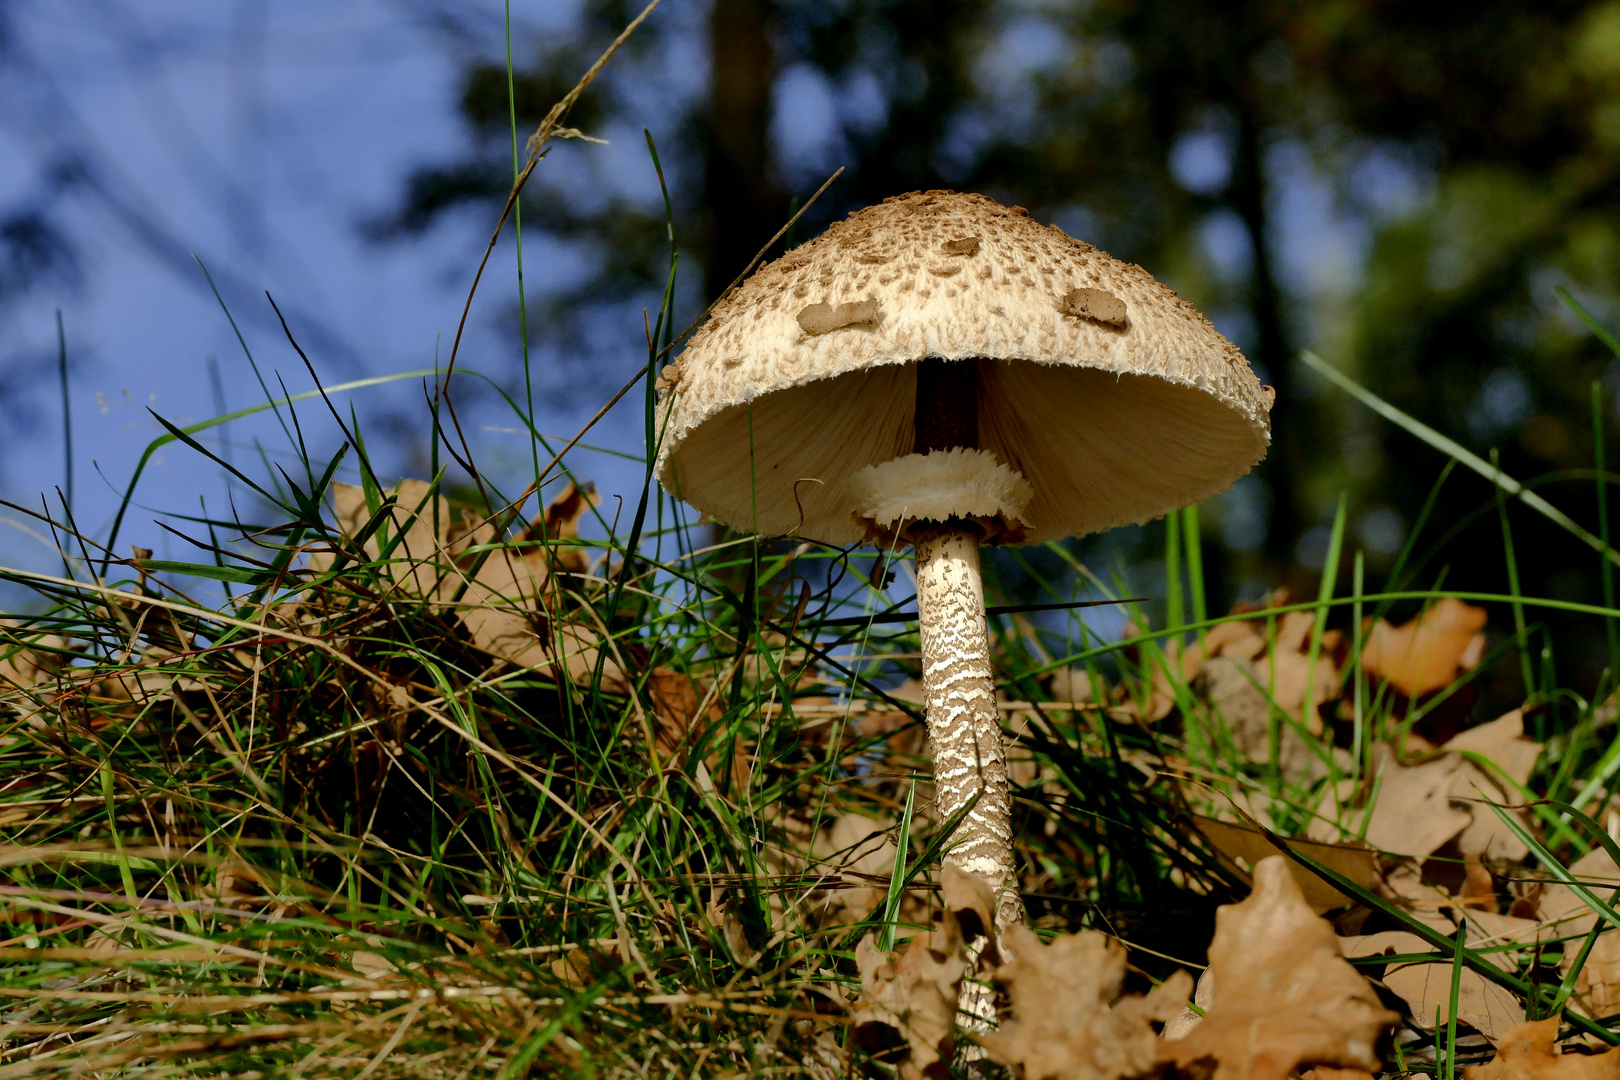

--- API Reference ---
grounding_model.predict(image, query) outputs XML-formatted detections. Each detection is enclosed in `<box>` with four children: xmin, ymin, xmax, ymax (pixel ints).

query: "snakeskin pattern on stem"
<box><xmin>913</xmin><ymin>524</ymin><xmax>1022</xmax><ymax>932</ymax></box>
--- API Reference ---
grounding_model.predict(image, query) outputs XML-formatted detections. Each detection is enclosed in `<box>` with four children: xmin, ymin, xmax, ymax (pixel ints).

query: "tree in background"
<box><xmin>0</xmin><ymin>1</ymin><xmax>79</xmax><ymax>392</ymax></box>
<box><xmin>381</xmin><ymin>0</ymin><xmax>1620</xmax><ymax>688</ymax></box>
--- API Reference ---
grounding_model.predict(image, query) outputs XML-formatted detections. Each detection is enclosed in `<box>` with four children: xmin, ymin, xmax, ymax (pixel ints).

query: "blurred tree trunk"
<box><xmin>704</xmin><ymin>0</ymin><xmax>782</xmax><ymax>583</ymax></box>
<box><xmin>705</xmin><ymin>0</ymin><xmax>781</xmax><ymax>300</ymax></box>
<box><xmin>1229</xmin><ymin>89</ymin><xmax>1298</xmax><ymax>567</ymax></box>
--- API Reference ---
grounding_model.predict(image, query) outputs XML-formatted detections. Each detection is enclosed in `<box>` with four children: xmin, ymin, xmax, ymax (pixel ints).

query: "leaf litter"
<box><xmin>854</xmin><ymin>857</ymin><xmax>1400</xmax><ymax>1080</ymax></box>
<box><xmin>7</xmin><ymin>457</ymin><xmax>1618</xmax><ymax>1078</ymax></box>
<box><xmin>1465</xmin><ymin>1017</ymin><xmax>1620</xmax><ymax>1080</ymax></box>
<box><xmin>1160</xmin><ymin>857</ymin><xmax>1398</xmax><ymax>1080</ymax></box>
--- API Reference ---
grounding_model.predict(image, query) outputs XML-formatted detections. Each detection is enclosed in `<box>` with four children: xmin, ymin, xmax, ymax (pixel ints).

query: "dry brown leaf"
<box><xmin>1190</xmin><ymin>618</ymin><xmax>1344</xmax><ymax>779</ymax></box>
<box><xmin>1449</xmin><ymin>711</ymin><xmax>1542</xmax><ymax>784</ymax></box>
<box><xmin>1268</xmin><ymin>611</ymin><xmax>1344</xmax><ymax>721</ymax></box>
<box><xmin>445</xmin><ymin>482</ymin><xmax>599</xmax><ymax>625</ymax></box>
<box><xmin>1377</xmin><ymin>864</ymin><xmax>1464</xmax><ymax>932</ymax></box>
<box><xmin>549</xmin><ymin>942</ymin><xmax>623</xmax><ymax>988</ymax></box>
<box><xmin>0</xmin><ymin>620</ymin><xmax>64</xmax><ymax>691</ymax></box>
<box><xmin>1463</xmin><ymin>861</ymin><xmax>1500</xmax><ymax>908</ymax></box>
<box><xmin>320</xmin><ymin>479</ymin><xmax>452</xmax><ymax>595</ymax></box>
<box><xmin>534</xmin><ymin>480</ymin><xmax>598</xmax><ymax>576</ymax></box>
<box><xmin>705</xmin><ymin>899</ymin><xmax>755</xmax><ymax>965</ymax></box>
<box><xmin>1301</xmin><ymin>1069</ymin><xmax>1377</xmax><ymax>1080</ymax></box>
<box><xmin>1564</xmin><ymin>933</ymin><xmax>1620</xmax><ymax>1023</ymax></box>
<box><xmin>1309</xmin><ymin>711</ymin><xmax>1542</xmax><ymax>898</ymax></box>
<box><xmin>981</xmin><ymin>923</ymin><xmax>1192</xmax><ymax>1080</ymax></box>
<box><xmin>435</xmin><ymin>484</ymin><xmax>624</xmax><ymax>693</ymax></box>
<box><xmin>1464</xmin><ymin>1016</ymin><xmax>1620</xmax><ymax>1080</ymax></box>
<box><xmin>1449</xmin><ymin>711</ymin><xmax>1543</xmax><ymax>863</ymax></box>
<box><xmin>813</xmin><ymin>814</ymin><xmax>898</xmax><ymax>928</ymax></box>
<box><xmin>1135</xmin><ymin>635</ymin><xmax>1206</xmax><ymax>723</ymax></box>
<box><xmin>1192</xmin><ymin>816</ymin><xmax>1381</xmax><ymax>914</ymax></box>
<box><xmin>1159</xmin><ymin>856</ymin><xmax>1398</xmax><ymax>1080</ymax></box>
<box><xmin>1362</xmin><ymin>749</ymin><xmax>1473</xmax><ymax>858</ymax></box>
<box><xmin>1381</xmin><ymin>960</ymin><xmax>1525</xmax><ymax>1041</ymax></box>
<box><xmin>1537</xmin><ymin>850</ymin><xmax>1620</xmax><ymax>1022</ymax></box>
<box><xmin>1536</xmin><ymin>850</ymin><xmax>1620</xmax><ymax>928</ymax></box>
<box><xmin>1047</xmin><ymin>665</ymin><xmax>1103</xmax><ymax>704</ymax></box>
<box><xmin>647</xmin><ymin>668</ymin><xmax>720</xmax><ymax>760</ymax></box>
<box><xmin>1338</xmin><ymin>929</ymin><xmax>1431</xmax><ymax>960</ymax></box>
<box><xmin>1162</xmin><ymin>967</ymin><xmax>1214</xmax><ymax>1042</ymax></box>
<box><xmin>1465</xmin><ymin>911</ymin><xmax>1542</xmax><ymax>968</ymax></box>
<box><xmin>1131</xmin><ymin>615</ymin><xmax>1303</xmax><ymax>726</ymax></box>
<box><xmin>939</xmin><ymin>862</ymin><xmax>996</xmax><ymax>950</ymax></box>
<box><xmin>345</xmin><ymin>950</ymin><xmax>401</xmax><ymax>987</ymax></box>
<box><xmin>851</xmin><ymin>866</ymin><xmax>990</xmax><ymax>1079</ymax></box>
<box><xmin>1345</xmin><ymin>933</ymin><xmax>1524</xmax><ymax>1041</ymax></box>
<box><xmin>450</xmin><ymin>542</ymin><xmax>553</xmax><ymax>648</ymax></box>
<box><xmin>1361</xmin><ymin>597</ymin><xmax>1487</xmax><ymax>698</ymax></box>
<box><xmin>1196</xmin><ymin>659</ymin><xmax>1319</xmax><ymax>777</ymax></box>
<box><xmin>1206</xmin><ymin>619</ymin><xmax>1268</xmax><ymax>661</ymax></box>
<box><xmin>853</xmin><ymin>932</ymin><xmax>960</xmax><ymax>1080</ymax></box>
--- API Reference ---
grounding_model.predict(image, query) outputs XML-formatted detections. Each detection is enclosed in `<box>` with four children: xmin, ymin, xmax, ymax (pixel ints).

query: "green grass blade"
<box><xmin>1595</xmin><ymin>380</ymin><xmax>1620</xmax><ymax>686</ymax></box>
<box><xmin>1166</xmin><ymin>506</ymin><xmax>1184</xmax><ymax>632</ymax></box>
<box><xmin>1266</xmin><ymin>831</ymin><xmax>1616</xmax><ymax>1043</ymax></box>
<box><xmin>1481</xmin><ymin>800</ymin><xmax>1620</xmax><ymax>935</ymax></box>
<box><xmin>1492</xmin><ymin>448</ymin><xmax>1536</xmax><ymax>698</ymax></box>
<box><xmin>878</xmin><ymin>779</ymin><xmax>917</xmax><ymax>952</ymax></box>
<box><xmin>1444</xmin><ymin>919</ymin><xmax>1464</xmax><ymax>1080</ymax></box>
<box><xmin>1300</xmin><ymin>495</ymin><xmax>1347</xmax><ymax>731</ymax></box>
<box><xmin>1555</xmin><ymin>286</ymin><xmax>1620</xmax><ymax>358</ymax></box>
<box><xmin>135</xmin><ymin>558</ymin><xmax>278</xmax><ymax>587</ymax></box>
<box><xmin>1301</xmin><ymin>350</ymin><xmax>1620</xmax><ymax>569</ymax></box>
<box><xmin>1183</xmin><ymin>503</ymin><xmax>1207</xmax><ymax>634</ymax></box>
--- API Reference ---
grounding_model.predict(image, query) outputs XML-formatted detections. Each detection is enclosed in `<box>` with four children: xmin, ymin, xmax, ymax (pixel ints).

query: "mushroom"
<box><xmin>656</xmin><ymin>188</ymin><xmax>1271</xmax><ymax>983</ymax></box>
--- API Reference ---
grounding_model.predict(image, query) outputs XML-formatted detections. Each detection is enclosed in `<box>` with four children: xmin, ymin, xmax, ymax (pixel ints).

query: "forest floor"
<box><xmin>7</xmin><ymin>12</ymin><xmax>1620</xmax><ymax>1076</ymax></box>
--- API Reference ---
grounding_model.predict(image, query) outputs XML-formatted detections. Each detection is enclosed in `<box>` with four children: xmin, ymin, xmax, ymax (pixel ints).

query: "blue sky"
<box><xmin>0</xmin><ymin>0</ymin><xmax>1388</xmax><ymax>599</ymax></box>
<box><xmin>0</xmin><ymin>0</ymin><xmax>663</xmax><ymax>583</ymax></box>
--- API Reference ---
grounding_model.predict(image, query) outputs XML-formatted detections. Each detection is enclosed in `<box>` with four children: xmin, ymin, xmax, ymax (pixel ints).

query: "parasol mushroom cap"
<box><xmin>656</xmin><ymin>190</ymin><xmax>1272</xmax><ymax>545</ymax></box>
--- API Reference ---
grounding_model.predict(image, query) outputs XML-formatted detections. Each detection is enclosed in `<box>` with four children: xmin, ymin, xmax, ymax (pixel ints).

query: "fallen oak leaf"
<box><xmin>980</xmin><ymin>923</ymin><xmax>1192</xmax><ymax>1080</ymax></box>
<box><xmin>1342</xmin><ymin>928</ymin><xmax>1524</xmax><ymax>1042</ymax></box>
<box><xmin>1266</xmin><ymin>610</ymin><xmax>1344</xmax><ymax>723</ymax></box>
<box><xmin>0</xmin><ymin>619</ymin><xmax>66</xmax><ymax>691</ymax></box>
<box><xmin>1180</xmin><ymin>609</ymin><xmax>1342</xmax><ymax>779</ymax></box>
<box><xmin>1163</xmin><ymin>968</ymin><xmax>1214</xmax><ymax>1043</ymax></box>
<box><xmin>319</xmin><ymin>479</ymin><xmax>452</xmax><ymax>595</ymax></box>
<box><xmin>853</xmin><ymin>930</ymin><xmax>961</xmax><ymax>1080</ymax></box>
<box><xmin>811</xmin><ymin>814</ymin><xmax>898</xmax><ymax>929</ymax></box>
<box><xmin>1464</xmin><ymin>1016</ymin><xmax>1620</xmax><ymax>1080</ymax></box>
<box><xmin>1448</xmin><ymin>710</ymin><xmax>1543</xmax><ymax>864</ymax></box>
<box><xmin>704</xmin><ymin>897</ymin><xmax>756</xmax><ymax>966</ymax></box>
<box><xmin>1360</xmin><ymin>747</ymin><xmax>1473</xmax><ymax>859</ymax></box>
<box><xmin>1380</xmin><ymin>959</ymin><xmax>1524</xmax><ymax>1042</ymax></box>
<box><xmin>1534</xmin><ymin>849</ymin><xmax>1620</xmax><ymax>1023</ymax></box>
<box><xmin>647</xmin><ymin>668</ymin><xmax>722</xmax><ymax>762</ymax></box>
<box><xmin>851</xmin><ymin>865</ymin><xmax>992</xmax><ymax>1080</ymax></box>
<box><xmin>1191</xmin><ymin>816</ymin><xmax>1381</xmax><ymax>915</ymax></box>
<box><xmin>1127</xmin><ymin>605</ymin><xmax>1328</xmax><ymax>731</ymax></box>
<box><xmin>1361</xmin><ymin>596</ymin><xmax>1487</xmax><ymax>699</ymax></box>
<box><xmin>1301</xmin><ymin>1069</ymin><xmax>1378</xmax><ymax>1080</ymax></box>
<box><xmin>536</xmin><ymin>480</ymin><xmax>599</xmax><ymax>576</ymax></box>
<box><xmin>1159</xmin><ymin>856</ymin><xmax>1398</xmax><ymax>1080</ymax></box>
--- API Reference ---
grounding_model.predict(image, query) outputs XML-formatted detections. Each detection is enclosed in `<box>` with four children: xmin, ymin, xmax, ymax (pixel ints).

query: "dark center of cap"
<box><xmin>913</xmin><ymin>357</ymin><xmax>980</xmax><ymax>454</ymax></box>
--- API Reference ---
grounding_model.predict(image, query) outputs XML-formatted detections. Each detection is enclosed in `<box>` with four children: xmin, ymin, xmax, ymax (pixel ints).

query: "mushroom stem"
<box><xmin>913</xmin><ymin>524</ymin><xmax>1022</xmax><ymax>932</ymax></box>
<box><xmin>908</xmin><ymin>357</ymin><xmax>1024</xmax><ymax>1046</ymax></box>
